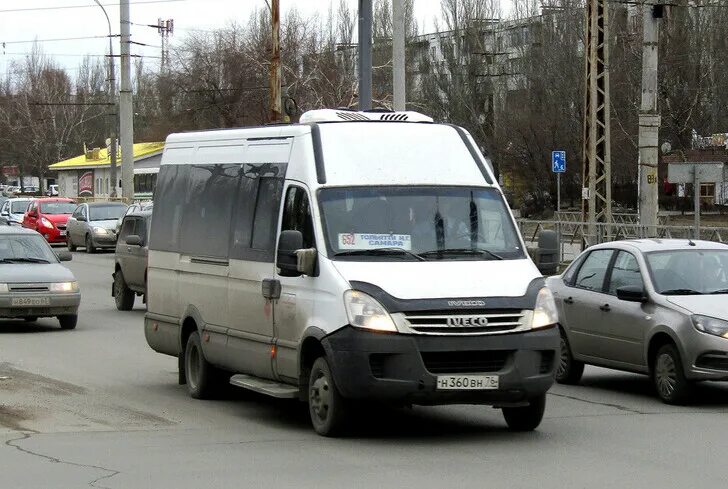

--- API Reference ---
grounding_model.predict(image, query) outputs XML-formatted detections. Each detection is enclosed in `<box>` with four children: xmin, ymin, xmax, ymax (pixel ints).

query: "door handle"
<box><xmin>563</xmin><ymin>296</ymin><xmax>574</xmax><ymax>304</ymax></box>
<box><xmin>599</xmin><ymin>304</ymin><xmax>611</xmax><ymax>312</ymax></box>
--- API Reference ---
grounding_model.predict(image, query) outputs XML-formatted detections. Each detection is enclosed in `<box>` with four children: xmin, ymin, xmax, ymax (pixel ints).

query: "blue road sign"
<box><xmin>552</xmin><ymin>150</ymin><xmax>566</xmax><ymax>173</ymax></box>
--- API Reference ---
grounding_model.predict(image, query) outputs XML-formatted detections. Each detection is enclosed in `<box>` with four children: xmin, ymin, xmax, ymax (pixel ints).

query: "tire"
<box><xmin>58</xmin><ymin>315</ymin><xmax>78</xmax><ymax>330</ymax></box>
<box><xmin>308</xmin><ymin>356</ymin><xmax>349</xmax><ymax>437</ymax></box>
<box><xmin>502</xmin><ymin>394</ymin><xmax>546</xmax><ymax>432</ymax></box>
<box><xmin>85</xmin><ymin>235</ymin><xmax>96</xmax><ymax>254</ymax></box>
<box><xmin>24</xmin><ymin>317</ymin><xmax>38</xmax><ymax>322</ymax></box>
<box><xmin>653</xmin><ymin>344</ymin><xmax>692</xmax><ymax>404</ymax></box>
<box><xmin>113</xmin><ymin>271</ymin><xmax>135</xmax><ymax>311</ymax></box>
<box><xmin>67</xmin><ymin>236</ymin><xmax>77</xmax><ymax>252</ymax></box>
<box><xmin>555</xmin><ymin>328</ymin><xmax>585</xmax><ymax>384</ymax></box>
<box><xmin>184</xmin><ymin>331</ymin><xmax>220</xmax><ymax>400</ymax></box>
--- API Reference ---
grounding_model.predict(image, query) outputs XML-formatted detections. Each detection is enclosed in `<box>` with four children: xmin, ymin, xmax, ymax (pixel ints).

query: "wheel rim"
<box><xmin>655</xmin><ymin>353</ymin><xmax>677</xmax><ymax>398</ymax></box>
<box><xmin>187</xmin><ymin>343</ymin><xmax>200</xmax><ymax>391</ymax></box>
<box><xmin>556</xmin><ymin>336</ymin><xmax>570</xmax><ymax>378</ymax></box>
<box><xmin>309</xmin><ymin>370</ymin><xmax>331</xmax><ymax>423</ymax></box>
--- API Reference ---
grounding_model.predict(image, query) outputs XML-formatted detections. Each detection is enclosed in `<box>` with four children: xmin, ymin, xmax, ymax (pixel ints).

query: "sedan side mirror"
<box><xmin>277</xmin><ymin>230</ymin><xmax>304</xmax><ymax>277</ymax></box>
<box><xmin>77</xmin><ymin>216</ymin><xmax>87</xmax><ymax>222</ymax></box>
<box><xmin>56</xmin><ymin>251</ymin><xmax>73</xmax><ymax>262</ymax></box>
<box><xmin>125</xmin><ymin>235</ymin><xmax>142</xmax><ymax>246</ymax></box>
<box><xmin>616</xmin><ymin>285</ymin><xmax>647</xmax><ymax>303</ymax></box>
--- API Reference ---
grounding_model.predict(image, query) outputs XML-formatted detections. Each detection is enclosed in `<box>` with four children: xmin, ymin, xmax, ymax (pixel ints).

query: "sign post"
<box><xmin>552</xmin><ymin>151</ymin><xmax>566</xmax><ymax>212</ymax></box>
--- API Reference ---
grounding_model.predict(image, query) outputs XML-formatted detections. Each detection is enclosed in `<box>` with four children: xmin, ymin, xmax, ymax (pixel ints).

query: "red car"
<box><xmin>22</xmin><ymin>198</ymin><xmax>77</xmax><ymax>244</ymax></box>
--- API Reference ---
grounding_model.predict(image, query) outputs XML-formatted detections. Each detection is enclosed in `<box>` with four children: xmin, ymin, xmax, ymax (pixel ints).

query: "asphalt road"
<box><xmin>1</xmin><ymin>252</ymin><xmax>728</xmax><ymax>489</ymax></box>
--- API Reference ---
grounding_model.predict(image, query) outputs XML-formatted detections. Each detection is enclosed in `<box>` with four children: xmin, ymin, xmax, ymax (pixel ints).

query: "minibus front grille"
<box><xmin>421</xmin><ymin>350</ymin><xmax>512</xmax><ymax>374</ymax></box>
<box><xmin>403</xmin><ymin>309</ymin><xmax>526</xmax><ymax>335</ymax></box>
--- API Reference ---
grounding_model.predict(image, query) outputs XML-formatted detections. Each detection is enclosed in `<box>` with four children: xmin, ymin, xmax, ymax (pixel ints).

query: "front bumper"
<box><xmin>684</xmin><ymin>331</ymin><xmax>728</xmax><ymax>381</ymax></box>
<box><xmin>38</xmin><ymin>227</ymin><xmax>67</xmax><ymax>243</ymax></box>
<box><xmin>90</xmin><ymin>233</ymin><xmax>118</xmax><ymax>248</ymax></box>
<box><xmin>0</xmin><ymin>292</ymin><xmax>81</xmax><ymax>318</ymax></box>
<box><xmin>322</xmin><ymin>326</ymin><xmax>559</xmax><ymax>406</ymax></box>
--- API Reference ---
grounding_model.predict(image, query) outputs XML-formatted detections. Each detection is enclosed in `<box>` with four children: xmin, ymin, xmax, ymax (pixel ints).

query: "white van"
<box><xmin>144</xmin><ymin>109</ymin><xmax>560</xmax><ymax>436</ymax></box>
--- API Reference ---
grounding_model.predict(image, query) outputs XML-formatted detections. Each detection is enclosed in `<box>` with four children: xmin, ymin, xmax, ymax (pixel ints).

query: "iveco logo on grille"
<box><xmin>446</xmin><ymin>316</ymin><xmax>489</xmax><ymax>327</ymax></box>
<box><xmin>447</xmin><ymin>300</ymin><xmax>486</xmax><ymax>307</ymax></box>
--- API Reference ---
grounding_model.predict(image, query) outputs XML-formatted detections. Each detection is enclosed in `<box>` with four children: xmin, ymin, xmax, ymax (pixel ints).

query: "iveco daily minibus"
<box><xmin>144</xmin><ymin>109</ymin><xmax>560</xmax><ymax>436</ymax></box>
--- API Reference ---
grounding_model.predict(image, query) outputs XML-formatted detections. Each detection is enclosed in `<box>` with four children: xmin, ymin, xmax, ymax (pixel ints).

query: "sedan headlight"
<box><xmin>692</xmin><ymin>315</ymin><xmax>728</xmax><ymax>339</ymax></box>
<box><xmin>92</xmin><ymin>226</ymin><xmax>109</xmax><ymax>235</ymax></box>
<box><xmin>0</xmin><ymin>283</ymin><xmax>8</xmax><ymax>293</ymax></box>
<box><xmin>343</xmin><ymin>290</ymin><xmax>397</xmax><ymax>332</ymax></box>
<box><xmin>531</xmin><ymin>287</ymin><xmax>559</xmax><ymax>329</ymax></box>
<box><xmin>50</xmin><ymin>281</ymin><xmax>79</xmax><ymax>293</ymax></box>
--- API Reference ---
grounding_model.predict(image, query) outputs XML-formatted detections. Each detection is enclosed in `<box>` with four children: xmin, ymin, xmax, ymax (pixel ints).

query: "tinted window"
<box><xmin>72</xmin><ymin>206</ymin><xmax>83</xmax><ymax>219</ymax></box>
<box><xmin>89</xmin><ymin>205</ymin><xmax>127</xmax><ymax>221</ymax></box>
<box><xmin>251</xmin><ymin>177</ymin><xmax>284</xmax><ymax>253</ymax></box>
<box><xmin>11</xmin><ymin>200</ymin><xmax>30</xmax><ymax>214</ymax></box>
<box><xmin>179</xmin><ymin>164</ymin><xmax>239</xmax><ymax>258</ymax></box>
<box><xmin>574</xmin><ymin>249</ymin><xmax>613</xmax><ymax>292</ymax></box>
<box><xmin>119</xmin><ymin>218</ymin><xmax>137</xmax><ymax>242</ymax></box>
<box><xmin>282</xmin><ymin>186</ymin><xmax>315</xmax><ymax>249</ymax></box>
<box><xmin>607</xmin><ymin>251</ymin><xmax>643</xmax><ymax>295</ymax></box>
<box><xmin>229</xmin><ymin>171</ymin><xmax>258</xmax><ymax>258</ymax></box>
<box><xmin>646</xmin><ymin>249</ymin><xmax>728</xmax><ymax>294</ymax></box>
<box><xmin>150</xmin><ymin>164</ymin><xmax>189</xmax><ymax>252</ymax></box>
<box><xmin>0</xmin><ymin>234</ymin><xmax>57</xmax><ymax>262</ymax></box>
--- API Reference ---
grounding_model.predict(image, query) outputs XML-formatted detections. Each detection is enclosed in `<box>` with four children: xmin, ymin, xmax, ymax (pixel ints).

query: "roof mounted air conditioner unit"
<box><xmin>299</xmin><ymin>109</ymin><xmax>433</xmax><ymax>124</ymax></box>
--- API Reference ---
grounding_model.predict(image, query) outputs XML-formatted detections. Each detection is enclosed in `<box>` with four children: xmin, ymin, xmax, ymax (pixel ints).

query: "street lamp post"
<box><xmin>93</xmin><ymin>0</ymin><xmax>118</xmax><ymax>199</ymax></box>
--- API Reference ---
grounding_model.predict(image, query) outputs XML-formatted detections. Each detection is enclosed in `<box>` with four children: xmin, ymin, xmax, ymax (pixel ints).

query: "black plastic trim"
<box><xmin>445</xmin><ymin>124</ymin><xmax>493</xmax><ymax>184</ymax></box>
<box><xmin>349</xmin><ymin>277</ymin><xmax>546</xmax><ymax>313</ymax></box>
<box><xmin>310</xmin><ymin>123</ymin><xmax>327</xmax><ymax>184</ymax></box>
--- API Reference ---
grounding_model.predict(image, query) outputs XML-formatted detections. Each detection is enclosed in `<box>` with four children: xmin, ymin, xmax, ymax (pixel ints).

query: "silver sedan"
<box><xmin>0</xmin><ymin>226</ymin><xmax>81</xmax><ymax>329</ymax></box>
<box><xmin>547</xmin><ymin>239</ymin><xmax>728</xmax><ymax>404</ymax></box>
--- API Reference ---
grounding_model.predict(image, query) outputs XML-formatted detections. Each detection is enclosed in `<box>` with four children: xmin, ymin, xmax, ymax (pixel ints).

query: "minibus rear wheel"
<box><xmin>185</xmin><ymin>331</ymin><xmax>220</xmax><ymax>400</ymax></box>
<box><xmin>308</xmin><ymin>356</ymin><xmax>349</xmax><ymax>437</ymax></box>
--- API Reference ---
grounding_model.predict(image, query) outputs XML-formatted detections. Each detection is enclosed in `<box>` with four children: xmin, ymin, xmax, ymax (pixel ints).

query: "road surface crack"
<box><xmin>549</xmin><ymin>392</ymin><xmax>648</xmax><ymax>414</ymax></box>
<box><xmin>5</xmin><ymin>432</ymin><xmax>121</xmax><ymax>489</ymax></box>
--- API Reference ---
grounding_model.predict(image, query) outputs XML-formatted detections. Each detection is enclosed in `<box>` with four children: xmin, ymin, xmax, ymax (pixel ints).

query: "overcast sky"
<box><xmin>0</xmin><ymin>0</ymin><xmax>452</xmax><ymax>76</ymax></box>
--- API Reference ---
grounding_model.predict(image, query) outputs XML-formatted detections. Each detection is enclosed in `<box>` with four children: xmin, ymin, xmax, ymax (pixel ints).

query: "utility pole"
<box><xmin>638</xmin><ymin>4</ymin><xmax>663</xmax><ymax>235</ymax></box>
<box><xmin>93</xmin><ymin>0</ymin><xmax>117</xmax><ymax>198</ymax></box>
<box><xmin>392</xmin><ymin>0</ymin><xmax>405</xmax><ymax>111</ymax></box>
<box><xmin>269</xmin><ymin>0</ymin><xmax>282</xmax><ymax>123</ymax></box>
<box><xmin>120</xmin><ymin>0</ymin><xmax>134</xmax><ymax>202</ymax></box>
<box><xmin>358</xmin><ymin>0</ymin><xmax>373</xmax><ymax>110</ymax></box>
<box><xmin>581</xmin><ymin>0</ymin><xmax>612</xmax><ymax>245</ymax></box>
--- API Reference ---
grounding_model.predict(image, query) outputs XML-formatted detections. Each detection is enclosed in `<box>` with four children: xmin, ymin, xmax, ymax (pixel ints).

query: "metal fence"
<box><xmin>518</xmin><ymin>218</ymin><xmax>728</xmax><ymax>264</ymax></box>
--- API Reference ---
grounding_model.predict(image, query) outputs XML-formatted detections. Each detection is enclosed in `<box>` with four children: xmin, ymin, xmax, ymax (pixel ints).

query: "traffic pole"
<box><xmin>392</xmin><ymin>0</ymin><xmax>405</xmax><ymax>111</ymax></box>
<box><xmin>120</xmin><ymin>0</ymin><xmax>134</xmax><ymax>202</ymax></box>
<box><xmin>358</xmin><ymin>0</ymin><xmax>373</xmax><ymax>110</ymax></box>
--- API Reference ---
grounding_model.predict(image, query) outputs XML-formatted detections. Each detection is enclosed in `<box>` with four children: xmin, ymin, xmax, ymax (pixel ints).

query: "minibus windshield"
<box><xmin>319</xmin><ymin>186</ymin><xmax>525</xmax><ymax>261</ymax></box>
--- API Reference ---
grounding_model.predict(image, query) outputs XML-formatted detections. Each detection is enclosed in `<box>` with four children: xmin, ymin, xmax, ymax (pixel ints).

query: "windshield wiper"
<box><xmin>660</xmin><ymin>288</ymin><xmax>703</xmax><ymax>295</ymax></box>
<box><xmin>0</xmin><ymin>257</ymin><xmax>51</xmax><ymax>264</ymax></box>
<box><xmin>420</xmin><ymin>247</ymin><xmax>504</xmax><ymax>260</ymax></box>
<box><xmin>707</xmin><ymin>288</ymin><xmax>728</xmax><ymax>295</ymax></box>
<box><xmin>333</xmin><ymin>248</ymin><xmax>426</xmax><ymax>261</ymax></box>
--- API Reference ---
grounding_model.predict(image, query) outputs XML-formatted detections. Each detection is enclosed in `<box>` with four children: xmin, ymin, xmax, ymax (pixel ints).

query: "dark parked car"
<box><xmin>66</xmin><ymin>202</ymin><xmax>128</xmax><ymax>253</ymax></box>
<box><xmin>112</xmin><ymin>210</ymin><xmax>150</xmax><ymax>310</ymax></box>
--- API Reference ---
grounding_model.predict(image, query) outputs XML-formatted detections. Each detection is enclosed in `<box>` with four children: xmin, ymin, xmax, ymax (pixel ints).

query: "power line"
<box><xmin>2</xmin><ymin>52</ymin><xmax>161</xmax><ymax>59</ymax></box>
<box><xmin>1</xmin><ymin>35</ymin><xmax>119</xmax><ymax>46</ymax></box>
<box><xmin>0</xmin><ymin>0</ymin><xmax>184</xmax><ymax>14</ymax></box>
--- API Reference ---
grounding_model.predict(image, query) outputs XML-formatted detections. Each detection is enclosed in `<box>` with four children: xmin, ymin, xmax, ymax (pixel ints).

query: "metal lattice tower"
<box><xmin>581</xmin><ymin>0</ymin><xmax>612</xmax><ymax>242</ymax></box>
<box><xmin>157</xmin><ymin>18</ymin><xmax>174</xmax><ymax>74</ymax></box>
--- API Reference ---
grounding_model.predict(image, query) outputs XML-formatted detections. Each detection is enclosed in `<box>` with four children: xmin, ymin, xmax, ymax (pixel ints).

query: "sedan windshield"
<box><xmin>40</xmin><ymin>202</ymin><xmax>77</xmax><ymax>214</ymax></box>
<box><xmin>11</xmin><ymin>200</ymin><xmax>30</xmax><ymax>214</ymax></box>
<box><xmin>90</xmin><ymin>205</ymin><xmax>127</xmax><ymax>221</ymax></box>
<box><xmin>319</xmin><ymin>186</ymin><xmax>524</xmax><ymax>260</ymax></box>
<box><xmin>0</xmin><ymin>234</ymin><xmax>57</xmax><ymax>263</ymax></box>
<box><xmin>646</xmin><ymin>249</ymin><xmax>728</xmax><ymax>294</ymax></box>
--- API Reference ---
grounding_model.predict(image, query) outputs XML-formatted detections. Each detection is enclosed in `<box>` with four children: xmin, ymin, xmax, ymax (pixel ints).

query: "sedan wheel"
<box><xmin>653</xmin><ymin>344</ymin><xmax>691</xmax><ymax>404</ymax></box>
<box><xmin>85</xmin><ymin>235</ymin><xmax>96</xmax><ymax>254</ymax></box>
<box><xmin>554</xmin><ymin>328</ymin><xmax>584</xmax><ymax>384</ymax></box>
<box><xmin>67</xmin><ymin>236</ymin><xmax>77</xmax><ymax>252</ymax></box>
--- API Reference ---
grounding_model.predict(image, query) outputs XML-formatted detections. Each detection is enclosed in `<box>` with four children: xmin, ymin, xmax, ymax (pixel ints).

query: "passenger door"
<box><xmin>67</xmin><ymin>205</ymin><xmax>84</xmax><ymax>244</ymax></box>
<box><xmin>273</xmin><ymin>184</ymin><xmax>318</xmax><ymax>382</ymax></box>
<box><xmin>116</xmin><ymin>217</ymin><xmax>135</xmax><ymax>280</ymax></box>
<box><xmin>24</xmin><ymin>201</ymin><xmax>38</xmax><ymax>229</ymax></box>
<box><xmin>600</xmin><ymin>250</ymin><xmax>650</xmax><ymax>368</ymax></box>
<box><xmin>125</xmin><ymin>216</ymin><xmax>148</xmax><ymax>290</ymax></box>
<box><xmin>561</xmin><ymin>249</ymin><xmax>615</xmax><ymax>360</ymax></box>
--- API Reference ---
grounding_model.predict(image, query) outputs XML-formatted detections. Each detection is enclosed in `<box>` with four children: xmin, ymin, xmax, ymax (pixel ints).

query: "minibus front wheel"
<box><xmin>308</xmin><ymin>356</ymin><xmax>350</xmax><ymax>437</ymax></box>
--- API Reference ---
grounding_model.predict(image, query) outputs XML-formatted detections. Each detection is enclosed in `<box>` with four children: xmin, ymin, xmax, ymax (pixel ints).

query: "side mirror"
<box><xmin>535</xmin><ymin>230</ymin><xmax>559</xmax><ymax>276</ymax></box>
<box><xmin>56</xmin><ymin>251</ymin><xmax>73</xmax><ymax>262</ymax></box>
<box><xmin>29</xmin><ymin>211</ymin><xmax>37</xmax><ymax>218</ymax></box>
<box><xmin>125</xmin><ymin>235</ymin><xmax>142</xmax><ymax>246</ymax></box>
<box><xmin>616</xmin><ymin>285</ymin><xmax>647</xmax><ymax>303</ymax></box>
<box><xmin>277</xmin><ymin>230</ymin><xmax>304</xmax><ymax>277</ymax></box>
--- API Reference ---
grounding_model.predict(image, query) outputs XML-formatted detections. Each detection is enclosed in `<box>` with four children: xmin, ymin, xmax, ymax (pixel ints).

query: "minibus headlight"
<box><xmin>692</xmin><ymin>315</ymin><xmax>728</xmax><ymax>339</ymax></box>
<box><xmin>531</xmin><ymin>287</ymin><xmax>559</xmax><ymax>329</ymax></box>
<box><xmin>343</xmin><ymin>290</ymin><xmax>397</xmax><ymax>333</ymax></box>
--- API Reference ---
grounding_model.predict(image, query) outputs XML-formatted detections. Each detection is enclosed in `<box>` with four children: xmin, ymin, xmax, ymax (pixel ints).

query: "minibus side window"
<box><xmin>251</xmin><ymin>177</ymin><xmax>284</xmax><ymax>254</ymax></box>
<box><xmin>150</xmin><ymin>164</ymin><xmax>189</xmax><ymax>252</ymax></box>
<box><xmin>281</xmin><ymin>186</ymin><xmax>315</xmax><ymax>249</ymax></box>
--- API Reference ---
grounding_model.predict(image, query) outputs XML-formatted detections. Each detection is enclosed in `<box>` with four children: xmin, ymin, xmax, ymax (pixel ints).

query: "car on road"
<box><xmin>22</xmin><ymin>198</ymin><xmax>77</xmax><ymax>244</ymax></box>
<box><xmin>113</xmin><ymin>209</ymin><xmax>151</xmax><ymax>310</ymax></box>
<box><xmin>0</xmin><ymin>226</ymin><xmax>80</xmax><ymax>329</ymax></box>
<box><xmin>144</xmin><ymin>109</ymin><xmax>560</xmax><ymax>436</ymax></box>
<box><xmin>548</xmin><ymin>239</ymin><xmax>728</xmax><ymax>404</ymax></box>
<box><xmin>0</xmin><ymin>197</ymin><xmax>32</xmax><ymax>226</ymax></box>
<box><xmin>46</xmin><ymin>184</ymin><xmax>59</xmax><ymax>196</ymax></box>
<box><xmin>66</xmin><ymin>202</ymin><xmax>128</xmax><ymax>253</ymax></box>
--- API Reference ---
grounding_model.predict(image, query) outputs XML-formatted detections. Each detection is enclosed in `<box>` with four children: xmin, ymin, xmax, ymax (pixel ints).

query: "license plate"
<box><xmin>11</xmin><ymin>297</ymin><xmax>50</xmax><ymax>307</ymax></box>
<box><xmin>59</xmin><ymin>231</ymin><xmax>66</xmax><ymax>236</ymax></box>
<box><xmin>436</xmin><ymin>375</ymin><xmax>499</xmax><ymax>390</ymax></box>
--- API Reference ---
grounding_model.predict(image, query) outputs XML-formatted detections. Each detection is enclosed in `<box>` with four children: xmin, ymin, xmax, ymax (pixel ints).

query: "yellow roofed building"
<box><xmin>49</xmin><ymin>142</ymin><xmax>164</xmax><ymax>199</ymax></box>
